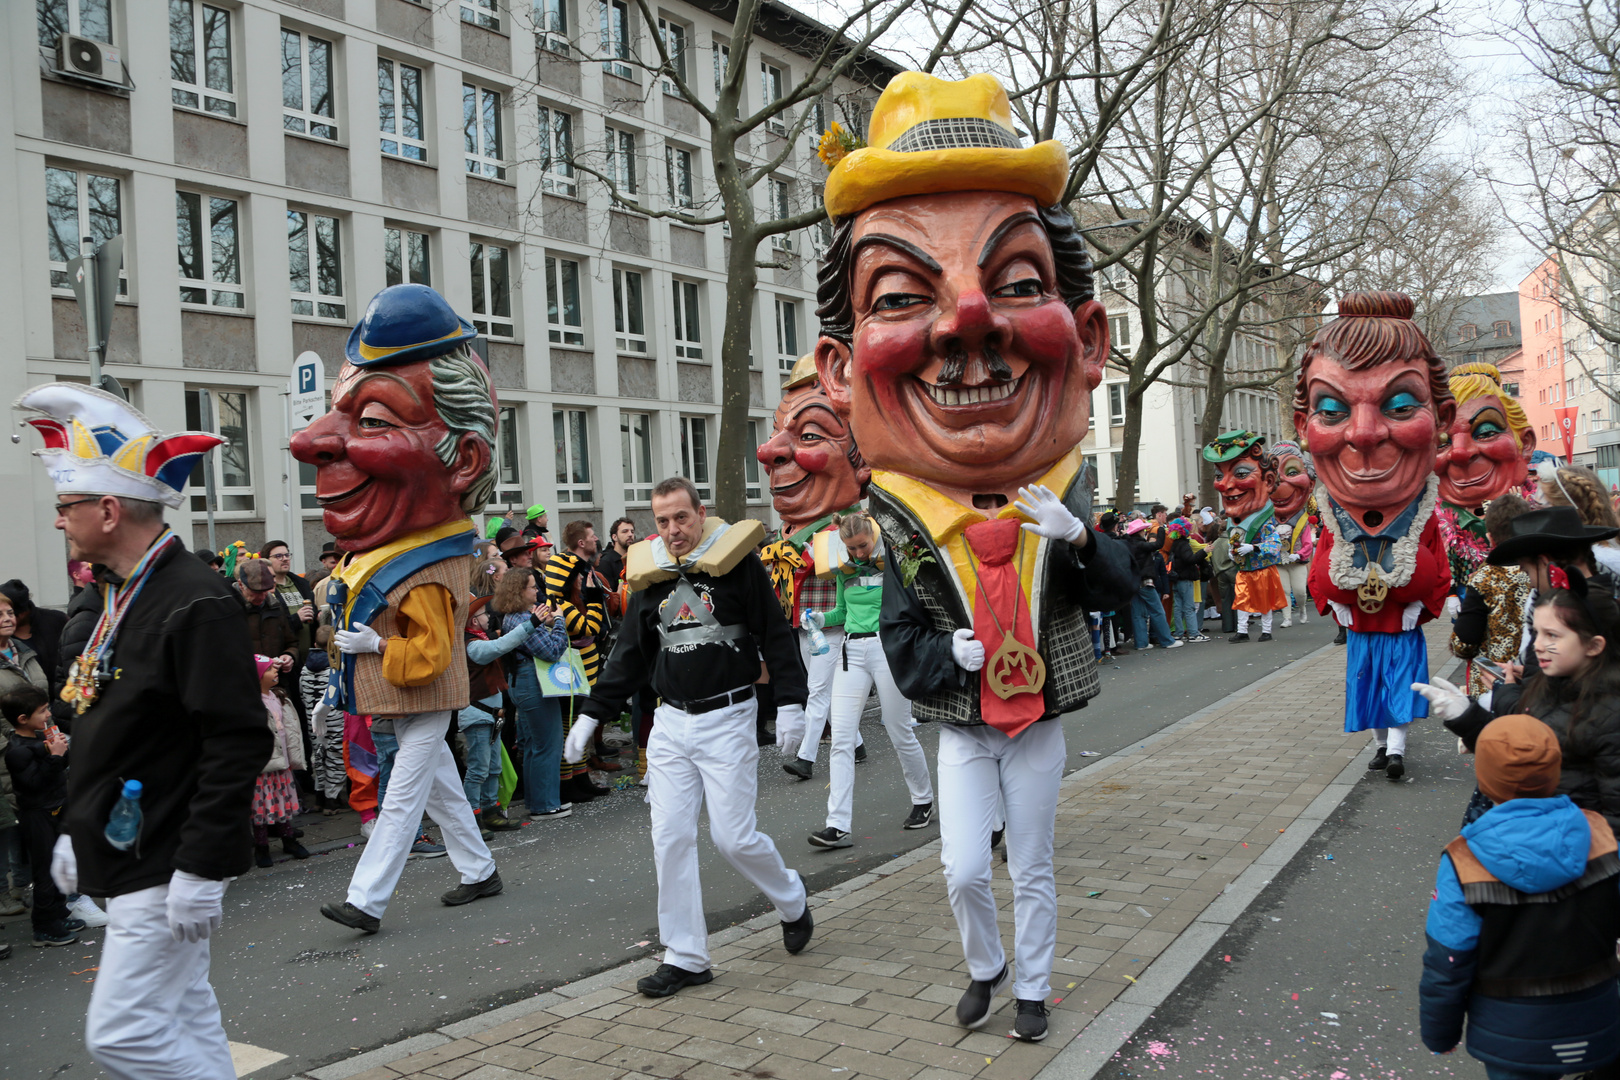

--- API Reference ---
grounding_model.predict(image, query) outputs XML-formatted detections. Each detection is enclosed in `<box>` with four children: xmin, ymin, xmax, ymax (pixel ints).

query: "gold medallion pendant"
<box><xmin>61</xmin><ymin>655</ymin><xmax>101</xmax><ymax>715</ymax></box>
<box><xmin>1357</xmin><ymin>563</ymin><xmax>1389</xmax><ymax>613</ymax></box>
<box><xmin>988</xmin><ymin>637</ymin><xmax>1046</xmax><ymax>700</ymax></box>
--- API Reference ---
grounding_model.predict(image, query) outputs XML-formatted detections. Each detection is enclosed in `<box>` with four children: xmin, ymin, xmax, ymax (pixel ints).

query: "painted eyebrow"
<box><xmin>977</xmin><ymin>211</ymin><xmax>1043</xmax><ymax>268</ymax></box>
<box><xmin>851</xmin><ymin>233</ymin><xmax>943</xmax><ymax>274</ymax></box>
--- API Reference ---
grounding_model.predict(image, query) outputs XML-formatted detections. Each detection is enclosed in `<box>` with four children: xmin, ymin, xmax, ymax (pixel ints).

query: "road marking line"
<box><xmin>230</xmin><ymin>1041</ymin><xmax>288</xmax><ymax>1076</ymax></box>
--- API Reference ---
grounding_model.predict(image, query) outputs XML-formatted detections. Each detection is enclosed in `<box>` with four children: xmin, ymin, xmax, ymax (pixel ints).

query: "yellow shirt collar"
<box><xmin>873</xmin><ymin>448</ymin><xmax>1085</xmax><ymax>543</ymax></box>
<box><xmin>333</xmin><ymin>519</ymin><xmax>476</xmax><ymax>604</ymax></box>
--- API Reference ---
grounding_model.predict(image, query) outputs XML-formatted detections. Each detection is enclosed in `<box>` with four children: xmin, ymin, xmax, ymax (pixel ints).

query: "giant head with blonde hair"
<box><xmin>1436</xmin><ymin>362</ymin><xmax>1534</xmax><ymax>508</ymax></box>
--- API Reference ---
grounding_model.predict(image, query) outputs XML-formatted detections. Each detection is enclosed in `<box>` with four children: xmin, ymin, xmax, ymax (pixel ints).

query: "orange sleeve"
<box><xmin>380</xmin><ymin>583</ymin><xmax>456</xmax><ymax>688</ymax></box>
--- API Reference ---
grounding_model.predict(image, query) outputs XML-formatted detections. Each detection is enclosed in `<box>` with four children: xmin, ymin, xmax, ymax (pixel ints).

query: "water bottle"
<box><xmin>804</xmin><ymin>608</ymin><xmax>829</xmax><ymax>656</ymax></box>
<box><xmin>105</xmin><ymin>780</ymin><xmax>143</xmax><ymax>852</ymax></box>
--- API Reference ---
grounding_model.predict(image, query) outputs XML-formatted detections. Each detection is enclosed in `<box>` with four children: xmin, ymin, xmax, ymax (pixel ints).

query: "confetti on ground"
<box><xmin>1124</xmin><ymin>974</ymin><xmax>1137</xmax><ymax>983</ymax></box>
<box><xmin>492</xmin><ymin>938</ymin><xmax>510</xmax><ymax>944</ymax></box>
<box><xmin>1086</xmin><ymin>890</ymin><xmax>1103</xmax><ymax>897</ymax></box>
<box><xmin>1320</xmin><ymin>1012</ymin><xmax>1338</xmax><ymax>1019</ymax></box>
<box><xmin>1135</xmin><ymin>905</ymin><xmax>1152</xmax><ymax>917</ymax></box>
<box><xmin>635</xmin><ymin>940</ymin><xmax>651</xmax><ymax>946</ymax></box>
<box><xmin>1324</xmin><ymin>854</ymin><xmax>1335</xmax><ymax>860</ymax></box>
<box><xmin>1223</xmin><ymin>955</ymin><xmax>1231</xmax><ymax>962</ymax></box>
<box><xmin>1078</xmin><ymin>750</ymin><xmax>1101</xmax><ymax>756</ymax></box>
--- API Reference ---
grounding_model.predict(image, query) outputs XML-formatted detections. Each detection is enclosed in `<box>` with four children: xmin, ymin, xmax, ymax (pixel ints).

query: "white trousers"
<box><xmin>1236</xmin><ymin>610</ymin><xmax>1274</xmax><ymax>635</ymax></box>
<box><xmin>1374</xmin><ymin>725</ymin><xmax>1409</xmax><ymax>755</ymax></box>
<box><xmin>348</xmin><ymin>710</ymin><xmax>495</xmax><ymax>917</ymax></box>
<box><xmin>1281</xmin><ymin>562</ymin><xmax>1310</xmax><ymax>617</ymax></box>
<box><xmin>826</xmin><ymin>635</ymin><xmax>934</xmax><ymax>831</ymax></box>
<box><xmin>86</xmin><ymin>884</ymin><xmax>234</xmax><ymax>1080</ymax></box>
<box><xmin>937</xmin><ymin>721</ymin><xmax>1065</xmax><ymax>1001</ymax></box>
<box><xmin>649</xmin><ymin>694</ymin><xmax>806</xmax><ymax>972</ymax></box>
<box><xmin>798</xmin><ymin>627</ymin><xmax>860</xmax><ymax>761</ymax></box>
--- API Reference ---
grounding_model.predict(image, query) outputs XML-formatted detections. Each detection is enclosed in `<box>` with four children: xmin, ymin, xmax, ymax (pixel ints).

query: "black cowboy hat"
<box><xmin>1487</xmin><ymin>506</ymin><xmax>1620</xmax><ymax>565</ymax></box>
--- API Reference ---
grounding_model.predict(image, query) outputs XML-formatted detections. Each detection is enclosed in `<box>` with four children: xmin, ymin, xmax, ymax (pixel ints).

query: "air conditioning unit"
<box><xmin>57</xmin><ymin>34</ymin><xmax>122</xmax><ymax>84</ymax></box>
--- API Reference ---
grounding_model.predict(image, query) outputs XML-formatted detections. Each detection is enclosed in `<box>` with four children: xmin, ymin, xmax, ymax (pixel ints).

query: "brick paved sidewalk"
<box><xmin>303</xmin><ymin>629</ymin><xmax>1449</xmax><ymax>1080</ymax></box>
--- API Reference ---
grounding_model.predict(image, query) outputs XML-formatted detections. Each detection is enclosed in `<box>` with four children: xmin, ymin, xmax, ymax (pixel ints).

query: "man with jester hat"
<box><xmin>1205</xmin><ymin>431</ymin><xmax>1290</xmax><ymax>642</ymax></box>
<box><xmin>16</xmin><ymin>383</ymin><xmax>270</xmax><ymax>1080</ymax></box>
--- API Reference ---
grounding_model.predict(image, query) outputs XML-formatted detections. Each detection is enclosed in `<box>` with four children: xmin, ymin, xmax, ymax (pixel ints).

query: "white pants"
<box><xmin>86</xmin><ymin>884</ymin><xmax>234</xmax><ymax>1080</ymax></box>
<box><xmin>1281</xmin><ymin>562</ymin><xmax>1309</xmax><ymax>617</ymax></box>
<box><xmin>649</xmin><ymin>694</ymin><xmax>806</xmax><ymax>972</ymax></box>
<box><xmin>937</xmin><ymin>721</ymin><xmax>1065</xmax><ymax>1001</ymax></box>
<box><xmin>348</xmin><ymin>710</ymin><xmax>496</xmax><ymax>917</ymax></box>
<box><xmin>1374</xmin><ymin>725</ymin><xmax>1409</xmax><ymax>755</ymax></box>
<box><xmin>826</xmin><ymin>635</ymin><xmax>934</xmax><ymax>831</ymax></box>
<box><xmin>798</xmin><ymin>627</ymin><xmax>860</xmax><ymax>761</ymax></box>
<box><xmin>1236</xmin><ymin>610</ymin><xmax>1274</xmax><ymax>635</ymax></box>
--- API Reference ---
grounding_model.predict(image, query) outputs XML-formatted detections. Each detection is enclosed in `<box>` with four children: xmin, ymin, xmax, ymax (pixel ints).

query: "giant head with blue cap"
<box><xmin>291</xmin><ymin>284</ymin><xmax>498</xmax><ymax>552</ymax></box>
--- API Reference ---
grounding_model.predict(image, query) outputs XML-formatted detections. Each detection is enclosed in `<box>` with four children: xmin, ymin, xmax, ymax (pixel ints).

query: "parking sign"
<box><xmin>290</xmin><ymin>352</ymin><xmax>325</xmax><ymax>431</ymax></box>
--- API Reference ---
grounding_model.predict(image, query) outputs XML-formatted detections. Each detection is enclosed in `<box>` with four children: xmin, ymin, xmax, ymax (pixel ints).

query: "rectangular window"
<box><xmin>600</xmin><ymin>0</ymin><xmax>631</xmax><ymax>79</ymax></box>
<box><xmin>378</xmin><ymin>58</ymin><xmax>426</xmax><ymax>161</ymax></box>
<box><xmin>673</xmin><ymin>279</ymin><xmax>702</xmax><ymax>360</ymax></box>
<box><xmin>281</xmin><ymin>29</ymin><xmax>336</xmax><ymax>140</ymax></box>
<box><xmin>809</xmin><ymin>98</ymin><xmax>826</xmax><ymax>153</ymax></box>
<box><xmin>463</xmin><ymin>84</ymin><xmax>506</xmax><ymax>179</ymax></box>
<box><xmin>176</xmin><ymin>190</ymin><xmax>243</xmax><ymax>309</ymax></box>
<box><xmin>612</xmin><ymin>268</ymin><xmax>647</xmax><ymax>354</ymax></box>
<box><xmin>1108</xmin><ymin>383</ymin><xmax>1126</xmax><ymax>426</ymax></box>
<box><xmin>621</xmin><ymin>411</ymin><xmax>653</xmax><ymax>502</ymax></box>
<box><xmin>46</xmin><ymin>166</ymin><xmax>125</xmax><ymax>295</ymax></box>
<box><xmin>545</xmin><ymin>255</ymin><xmax>584</xmax><ymax>345</ymax></box>
<box><xmin>605</xmin><ymin>125</ymin><xmax>638</xmax><ymax>198</ymax></box>
<box><xmin>493</xmin><ymin>405</ymin><xmax>523</xmax><ymax>506</ymax></box>
<box><xmin>665</xmin><ymin>144</ymin><xmax>693</xmax><ymax>208</ymax></box>
<box><xmin>760</xmin><ymin>61</ymin><xmax>785</xmax><ymax>134</ymax></box>
<box><xmin>712</xmin><ymin>41</ymin><xmax>736</xmax><ymax>117</ymax></box>
<box><xmin>553</xmin><ymin>408</ymin><xmax>593</xmax><ymax>504</ymax></box>
<box><xmin>461</xmin><ymin>0</ymin><xmax>499</xmax><ymax>31</ymax></box>
<box><xmin>287</xmin><ymin>210</ymin><xmax>345</xmax><ymax>319</ymax></box>
<box><xmin>657</xmin><ymin>18</ymin><xmax>686</xmax><ymax>94</ymax></box>
<box><xmin>185</xmin><ymin>388</ymin><xmax>253</xmax><ymax>512</ymax></box>
<box><xmin>384</xmin><ymin>227</ymin><xmax>430</xmax><ymax>287</ymax></box>
<box><xmin>1109</xmin><ymin>314</ymin><xmax>1130</xmax><ymax>347</ymax></box>
<box><xmin>38</xmin><ymin>0</ymin><xmax>112</xmax><ymax>47</ymax></box>
<box><xmin>680</xmin><ymin>415</ymin><xmax>711</xmax><ymax>501</ymax></box>
<box><xmin>170</xmin><ymin>0</ymin><xmax>235</xmax><ymax>116</ymax></box>
<box><xmin>536</xmin><ymin>0</ymin><xmax>568</xmax><ymax>53</ymax></box>
<box><xmin>767</xmin><ymin>178</ymin><xmax>792</xmax><ymax>249</ymax></box>
<box><xmin>469</xmin><ymin>241</ymin><xmax>513</xmax><ymax>338</ymax></box>
<box><xmin>745</xmin><ymin>418</ymin><xmax>763</xmax><ymax>500</ymax></box>
<box><xmin>537</xmin><ymin>106</ymin><xmax>576</xmax><ymax>196</ymax></box>
<box><xmin>775</xmin><ymin>298</ymin><xmax>798</xmax><ymax>371</ymax></box>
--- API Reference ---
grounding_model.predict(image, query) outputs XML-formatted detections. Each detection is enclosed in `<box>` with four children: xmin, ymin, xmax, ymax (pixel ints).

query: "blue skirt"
<box><xmin>1343</xmin><ymin>627</ymin><xmax>1429</xmax><ymax>733</ymax></box>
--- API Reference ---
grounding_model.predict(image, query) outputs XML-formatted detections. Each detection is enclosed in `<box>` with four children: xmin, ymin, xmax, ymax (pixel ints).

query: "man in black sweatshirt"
<box><xmin>567</xmin><ymin>477</ymin><xmax>813</xmax><ymax>998</ymax></box>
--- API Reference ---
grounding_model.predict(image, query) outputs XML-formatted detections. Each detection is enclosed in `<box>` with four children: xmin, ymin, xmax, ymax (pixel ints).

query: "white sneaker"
<box><xmin>1281</xmin><ymin>616</ymin><xmax>1293</xmax><ymax>628</ymax></box>
<box><xmin>1299</xmin><ymin>610</ymin><xmax>1308</xmax><ymax>623</ymax></box>
<box><xmin>1164</xmin><ymin>639</ymin><xmax>1186</xmax><ymax>649</ymax></box>
<box><xmin>360</xmin><ymin>818</ymin><xmax>375</xmax><ymax>839</ymax></box>
<box><xmin>68</xmin><ymin>895</ymin><xmax>109</xmax><ymax>928</ymax></box>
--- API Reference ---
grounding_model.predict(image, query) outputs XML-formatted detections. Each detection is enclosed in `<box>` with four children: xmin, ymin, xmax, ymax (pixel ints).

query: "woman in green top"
<box><xmin>804</xmin><ymin>512</ymin><xmax>935</xmax><ymax>849</ymax></box>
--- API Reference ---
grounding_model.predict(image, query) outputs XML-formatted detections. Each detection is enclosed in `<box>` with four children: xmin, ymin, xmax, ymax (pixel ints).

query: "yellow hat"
<box><xmin>824</xmin><ymin>72</ymin><xmax>1069</xmax><ymax>220</ymax></box>
<box><xmin>784</xmin><ymin>354</ymin><xmax>819</xmax><ymax>391</ymax></box>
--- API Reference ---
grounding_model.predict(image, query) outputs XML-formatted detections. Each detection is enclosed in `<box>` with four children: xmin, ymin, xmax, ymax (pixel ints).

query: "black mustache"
<box><xmin>937</xmin><ymin>346</ymin><xmax>1014</xmax><ymax>387</ymax></box>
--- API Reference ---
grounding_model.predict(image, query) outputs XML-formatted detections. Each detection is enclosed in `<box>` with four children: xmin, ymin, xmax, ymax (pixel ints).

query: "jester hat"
<box><xmin>15</xmin><ymin>383</ymin><xmax>222</xmax><ymax>509</ymax></box>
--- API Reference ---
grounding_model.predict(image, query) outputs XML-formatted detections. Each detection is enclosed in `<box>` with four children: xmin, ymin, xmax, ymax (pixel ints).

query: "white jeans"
<box><xmin>649</xmin><ymin>694</ymin><xmax>806</xmax><ymax>972</ymax></box>
<box><xmin>937</xmin><ymin>721</ymin><xmax>1065</xmax><ymax>1001</ymax></box>
<box><xmin>826</xmin><ymin>635</ymin><xmax>934</xmax><ymax>831</ymax></box>
<box><xmin>798</xmin><ymin>627</ymin><xmax>860</xmax><ymax>761</ymax></box>
<box><xmin>86</xmin><ymin>884</ymin><xmax>234</xmax><ymax>1080</ymax></box>
<box><xmin>1281</xmin><ymin>562</ymin><xmax>1310</xmax><ymax>617</ymax></box>
<box><xmin>348</xmin><ymin>710</ymin><xmax>496</xmax><ymax>917</ymax></box>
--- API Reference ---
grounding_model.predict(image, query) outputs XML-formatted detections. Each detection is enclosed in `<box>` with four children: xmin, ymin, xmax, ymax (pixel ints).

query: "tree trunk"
<box><xmin>716</xmin><ymin>228</ymin><xmax>758</xmax><ymax>522</ymax></box>
<box><xmin>1198</xmin><ymin>362</ymin><xmax>1228</xmax><ymax>509</ymax></box>
<box><xmin>1114</xmin><ymin>391</ymin><xmax>1145</xmax><ymax>513</ymax></box>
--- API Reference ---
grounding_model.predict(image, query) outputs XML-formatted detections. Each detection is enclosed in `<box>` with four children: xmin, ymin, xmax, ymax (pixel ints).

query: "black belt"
<box><xmin>663</xmin><ymin>685</ymin><xmax>754</xmax><ymax>715</ymax></box>
<box><xmin>847</xmin><ymin>631</ymin><xmax>878</xmax><ymax>639</ymax></box>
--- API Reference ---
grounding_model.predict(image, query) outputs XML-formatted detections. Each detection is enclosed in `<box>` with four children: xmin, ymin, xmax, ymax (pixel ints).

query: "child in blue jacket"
<box><xmin>1420</xmin><ymin>712</ymin><xmax>1620</xmax><ymax>1078</ymax></box>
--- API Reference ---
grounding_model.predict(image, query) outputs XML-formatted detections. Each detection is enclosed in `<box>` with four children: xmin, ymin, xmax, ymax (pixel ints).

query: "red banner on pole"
<box><xmin>1555</xmin><ymin>407</ymin><xmax>1578</xmax><ymax>460</ymax></box>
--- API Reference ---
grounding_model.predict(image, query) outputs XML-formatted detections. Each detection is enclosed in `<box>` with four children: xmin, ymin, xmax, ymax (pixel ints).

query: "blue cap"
<box><xmin>122</xmin><ymin>779</ymin><xmax>142</xmax><ymax>799</ymax></box>
<box><xmin>344</xmin><ymin>284</ymin><xmax>478</xmax><ymax>368</ymax></box>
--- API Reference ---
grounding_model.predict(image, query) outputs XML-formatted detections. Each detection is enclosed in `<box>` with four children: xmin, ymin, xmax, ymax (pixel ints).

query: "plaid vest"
<box><xmin>351</xmin><ymin>557</ymin><xmax>471</xmax><ymax>718</ymax></box>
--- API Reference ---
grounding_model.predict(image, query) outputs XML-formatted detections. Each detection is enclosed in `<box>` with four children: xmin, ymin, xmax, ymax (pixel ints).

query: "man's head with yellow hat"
<box><xmin>756</xmin><ymin>354</ymin><xmax>868</xmax><ymax>534</ymax></box>
<box><xmin>813</xmin><ymin>72</ymin><xmax>1107</xmax><ymax>501</ymax></box>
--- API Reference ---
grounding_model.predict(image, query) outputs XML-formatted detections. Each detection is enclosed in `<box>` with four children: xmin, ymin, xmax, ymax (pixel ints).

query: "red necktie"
<box><xmin>964</xmin><ymin>519</ymin><xmax>1045</xmax><ymax>738</ymax></box>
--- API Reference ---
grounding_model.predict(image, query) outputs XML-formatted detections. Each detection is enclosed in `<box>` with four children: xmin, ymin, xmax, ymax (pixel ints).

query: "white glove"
<box><xmin>1412</xmin><ymin>676</ymin><xmax>1470</xmax><ymax>722</ymax></box>
<box><xmin>166</xmin><ymin>870</ymin><xmax>227</xmax><ymax>943</ymax></box>
<box><xmin>775</xmin><ymin>704</ymin><xmax>806</xmax><ymax>752</ymax></box>
<box><xmin>804</xmin><ymin>610</ymin><xmax>825</xmax><ymax>630</ymax></box>
<box><xmin>311</xmin><ymin>698</ymin><xmax>333</xmax><ymax>736</ymax></box>
<box><xmin>1327</xmin><ymin>600</ymin><xmax>1354</xmax><ymax>625</ymax></box>
<box><xmin>1014</xmin><ymin>485</ymin><xmax>1085</xmax><ymax>544</ymax></box>
<box><xmin>951</xmin><ymin>627</ymin><xmax>986</xmax><ymax>672</ymax></box>
<box><xmin>1445</xmin><ymin>595</ymin><xmax>1461</xmax><ymax>617</ymax></box>
<box><xmin>50</xmin><ymin>833</ymin><xmax>77</xmax><ymax>895</ymax></box>
<box><xmin>563</xmin><ymin>716</ymin><xmax>600</xmax><ymax>764</ymax></box>
<box><xmin>1401</xmin><ymin>600</ymin><xmax>1424</xmax><ymax>632</ymax></box>
<box><xmin>334</xmin><ymin>624</ymin><xmax>384</xmax><ymax>655</ymax></box>
<box><xmin>1236</xmin><ymin>543</ymin><xmax>1255</xmax><ymax>556</ymax></box>
<box><xmin>1287</xmin><ymin>553</ymin><xmax>1302</xmax><ymax>564</ymax></box>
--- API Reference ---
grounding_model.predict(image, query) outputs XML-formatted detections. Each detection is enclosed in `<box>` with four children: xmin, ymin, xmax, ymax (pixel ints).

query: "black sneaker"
<box><xmin>636</xmin><ymin>962</ymin><xmax>713</xmax><ymax>998</ymax></box>
<box><xmin>808</xmin><ymin>827</ymin><xmax>853</xmax><ymax>849</ymax></box>
<box><xmin>1333</xmin><ymin>626</ymin><xmax>1347</xmax><ymax>645</ymax></box>
<box><xmin>855</xmin><ymin>743</ymin><xmax>867</xmax><ymax>764</ymax></box>
<box><xmin>61</xmin><ymin>917</ymin><xmax>86</xmax><ymax>932</ymax></box>
<box><xmin>320</xmin><ymin>901</ymin><xmax>381</xmax><ymax>935</ymax></box>
<box><xmin>442</xmin><ymin>871</ymin><xmax>503</xmax><ymax>906</ymax></box>
<box><xmin>782</xmin><ymin>758</ymin><xmax>813</xmax><ymax>781</ymax></box>
<box><xmin>32</xmin><ymin>925</ymin><xmax>78</xmax><ymax>948</ymax></box>
<box><xmin>1386</xmin><ymin>754</ymin><xmax>1406</xmax><ymax>781</ymax></box>
<box><xmin>1013</xmin><ymin>999</ymin><xmax>1049</xmax><ymax>1042</ymax></box>
<box><xmin>529</xmin><ymin>806</ymin><xmax>573</xmax><ymax>820</ymax></box>
<box><xmin>282</xmin><ymin>838</ymin><xmax>311</xmax><ymax>859</ymax></box>
<box><xmin>1257</xmin><ymin>632</ymin><xmax>1273</xmax><ymax>642</ymax></box>
<box><xmin>254</xmin><ymin>844</ymin><xmax>273</xmax><ymax>868</ymax></box>
<box><xmin>1368</xmin><ymin>748</ymin><xmax>1388</xmax><ymax>771</ymax></box>
<box><xmin>487</xmin><ymin>811</ymin><xmax>523</xmax><ymax>832</ymax></box>
<box><xmin>781</xmin><ymin>874</ymin><xmax>813</xmax><ymax>954</ymax></box>
<box><xmin>1228</xmin><ymin>632</ymin><xmax>1250</xmax><ymax>643</ymax></box>
<box><xmin>990</xmin><ymin>827</ymin><xmax>1005</xmax><ymax>851</ymax></box>
<box><xmin>903</xmin><ymin>802</ymin><xmax>934</xmax><ymax>830</ymax></box>
<box><xmin>955</xmin><ymin>963</ymin><xmax>1011</xmax><ymax>1028</ymax></box>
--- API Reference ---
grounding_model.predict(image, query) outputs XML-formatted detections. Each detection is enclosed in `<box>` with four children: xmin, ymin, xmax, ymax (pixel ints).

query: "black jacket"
<box><xmin>5</xmin><ymin>733</ymin><xmax>67</xmax><ymax>810</ymax></box>
<box><xmin>584</xmin><ymin>551</ymin><xmax>806</xmax><ymax>720</ymax></box>
<box><xmin>64</xmin><ymin>540</ymin><xmax>270</xmax><ymax>895</ymax></box>
<box><xmin>598</xmin><ymin>548</ymin><xmax>627</xmax><ymax>589</ymax></box>
<box><xmin>1169</xmin><ymin>538</ymin><xmax>1207</xmax><ymax>582</ymax></box>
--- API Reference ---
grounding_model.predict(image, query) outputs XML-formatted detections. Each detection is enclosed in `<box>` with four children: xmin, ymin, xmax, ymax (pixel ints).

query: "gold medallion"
<box><xmin>61</xmin><ymin>655</ymin><xmax>101</xmax><ymax>715</ymax></box>
<box><xmin>988</xmin><ymin>637</ymin><xmax>1046</xmax><ymax>700</ymax></box>
<box><xmin>1357</xmin><ymin>563</ymin><xmax>1389</xmax><ymax>613</ymax></box>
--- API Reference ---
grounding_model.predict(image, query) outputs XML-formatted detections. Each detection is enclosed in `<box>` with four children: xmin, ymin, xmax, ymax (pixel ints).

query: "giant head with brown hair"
<box><xmin>757</xmin><ymin>356</ymin><xmax>870</xmax><ymax>535</ymax></box>
<box><xmin>1292</xmin><ymin>291</ymin><xmax>1455</xmax><ymax>531</ymax></box>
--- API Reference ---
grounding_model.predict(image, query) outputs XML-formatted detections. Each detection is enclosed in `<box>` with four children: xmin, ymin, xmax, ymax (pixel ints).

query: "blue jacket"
<box><xmin>1420</xmin><ymin>796</ymin><xmax>1620</xmax><ymax>1071</ymax></box>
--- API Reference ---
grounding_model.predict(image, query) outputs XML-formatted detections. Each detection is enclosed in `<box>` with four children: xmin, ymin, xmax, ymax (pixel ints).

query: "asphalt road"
<box><xmin>3</xmin><ymin>613</ymin><xmax>1338</xmax><ymax>1080</ymax></box>
<box><xmin>1097</xmin><ymin>705</ymin><xmax>1490</xmax><ymax>1080</ymax></box>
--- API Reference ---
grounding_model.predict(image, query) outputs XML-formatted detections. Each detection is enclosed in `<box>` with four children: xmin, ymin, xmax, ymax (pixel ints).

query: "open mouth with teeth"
<box><xmin>918</xmin><ymin>375</ymin><xmax>1023</xmax><ymax>409</ymax></box>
